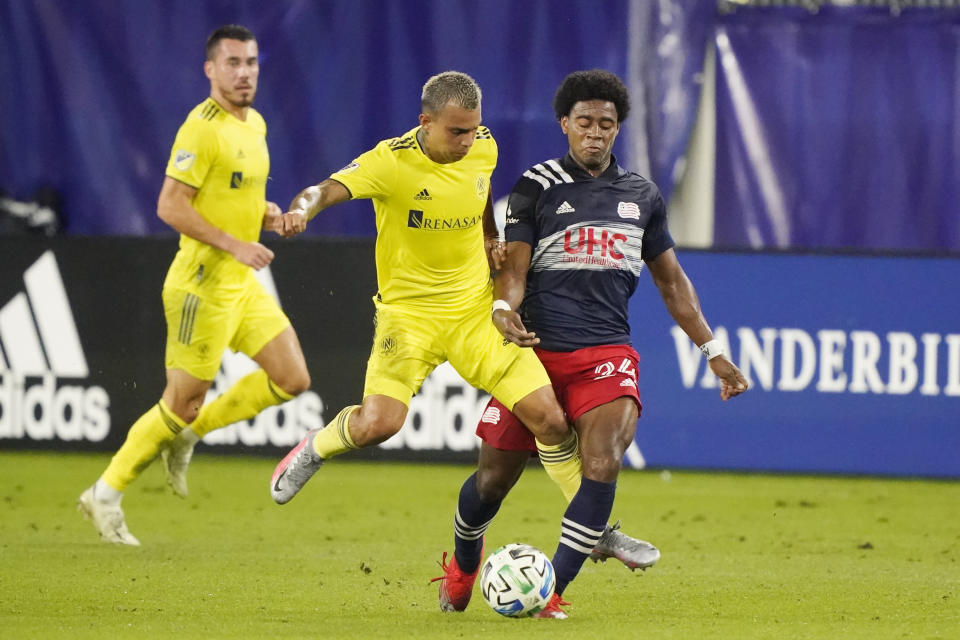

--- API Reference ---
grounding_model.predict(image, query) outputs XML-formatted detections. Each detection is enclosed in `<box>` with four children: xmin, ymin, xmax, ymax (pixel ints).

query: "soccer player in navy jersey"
<box><xmin>433</xmin><ymin>70</ymin><xmax>748</xmax><ymax>618</ymax></box>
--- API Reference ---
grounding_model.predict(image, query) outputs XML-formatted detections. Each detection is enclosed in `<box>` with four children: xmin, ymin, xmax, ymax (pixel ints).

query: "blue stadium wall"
<box><xmin>2</xmin><ymin>2</ymin><xmax>958</xmax><ymax>476</ymax></box>
<box><xmin>1</xmin><ymin>238</ymin><xmax>957</xmax><ymax>478</ymax></box>
<box><xmin>4</xmin><ymin>3</ymin><xmax>960</xmax><ymax>251</ymax></box>
<box><xmin>0</xmin><ymin>0</ymin><xmax>644</xmax><ymax>236</ymax></box>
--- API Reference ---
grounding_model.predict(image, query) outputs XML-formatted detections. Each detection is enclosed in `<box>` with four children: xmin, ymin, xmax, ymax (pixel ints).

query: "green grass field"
<box><xmin>1</xmin><ymin>451</ymin><xmax>957</xmax><ymax>639</ymax></box>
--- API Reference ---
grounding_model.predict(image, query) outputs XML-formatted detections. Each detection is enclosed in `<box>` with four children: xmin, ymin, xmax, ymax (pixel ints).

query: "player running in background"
<box><xmin>268</xmin><ymin>72</ymin><xmax>594</xmax><ymax>511</ymax></box>
<box><xmin>78</xmin><ymin>25</ymin><xmax>311</xmax><ymax>545</ymax></box>
<box><xmin>433</xmin><ymin>70</ymin><xmax>749</xmax><ymax>618</ymax></box>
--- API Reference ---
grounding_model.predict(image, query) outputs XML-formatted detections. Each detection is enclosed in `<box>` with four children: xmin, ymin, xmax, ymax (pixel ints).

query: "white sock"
<box><xmin>94</xmin><ymin>478</ymin><xmax>123</xmax><ymax>505</ymax></box>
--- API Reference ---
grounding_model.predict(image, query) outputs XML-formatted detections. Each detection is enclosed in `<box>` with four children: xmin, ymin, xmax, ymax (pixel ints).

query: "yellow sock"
<box><xmin>191</xmin><ymin>369</ymin><xmax>294</xmax><ymax>438</ymax></box>
<box><xmin>312</xmin><ymin>405</ymin><xmax>360</xmax><ymax>459</ymax></box>
<box><xmin>536</xmin><ymin>431</ymin><xmax>582</xmax><ymax>503</ymax></box>
<box><xmin>101</xmin><ymin>400</ymin><xmax>186</xmax><ymax>492</ymax></box>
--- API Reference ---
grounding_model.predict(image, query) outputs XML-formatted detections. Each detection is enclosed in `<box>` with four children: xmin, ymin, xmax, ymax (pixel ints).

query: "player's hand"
<box><xmin>709</xmin><ymin>356</ymin><xmax>749</xmax><ymax>401</ymax></box>
<box><xmin>262</xmin><ymin>201</ymin><xmax>284</xmax><ymax>232</ymax></box>
<box><xmin>275</xmin><ymin>210</ymin><xmax>308</xmax><ymax>237</ymax></box>
<box><xmin>485</xmin><ymin>237</ymin><xmax>506</xmax><ymax>271</ymax></box>
<box><xmin>232</xmin><ymin>240</ymin><xmax>275</xmax><ymax>270</ymax></box>
<box><xmin>492</xmin><ymin>309</ymin><xmax>540</xmax><ymax>348</ymax></box>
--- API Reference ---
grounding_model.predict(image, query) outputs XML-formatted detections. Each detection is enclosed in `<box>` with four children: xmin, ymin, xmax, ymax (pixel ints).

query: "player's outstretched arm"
<box><xmin>157</xmin><ymin>177</ymin><xmax>274</xmax><ymax>270</ymax></box>
<box><xmin>647</xmin><ymin>248</ymin><xmax>748</xmax><ymax>400</ymax></box>
<box><xmin>274</xmin><ymin>179</ymin><xmax>352</xmax><ymax>237</ymax></box>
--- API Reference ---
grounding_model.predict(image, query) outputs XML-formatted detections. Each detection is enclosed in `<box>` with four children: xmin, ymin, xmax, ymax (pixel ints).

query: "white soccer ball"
<box><xmin>479</xmin><ymin>543</ymin><xmax>556</xmax><ymax>618</ymax></box>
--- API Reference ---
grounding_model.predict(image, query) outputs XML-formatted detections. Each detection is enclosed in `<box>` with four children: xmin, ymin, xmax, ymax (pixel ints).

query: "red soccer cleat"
<box><xmin>431</xmin><ymin>550</ymin><xmax>481</xmax><ymax>612</ymax></box>
<box><xmin>532</xmin><ymin>593</ymin><xmax>571</xmax><ymax>619</ymax></box>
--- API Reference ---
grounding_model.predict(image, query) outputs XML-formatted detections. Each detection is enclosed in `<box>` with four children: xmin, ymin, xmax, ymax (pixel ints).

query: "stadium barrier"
<box><xmin>1</xmin><ymin>238</ymin><xmax>957</xmax><ymax>477</ymax></box>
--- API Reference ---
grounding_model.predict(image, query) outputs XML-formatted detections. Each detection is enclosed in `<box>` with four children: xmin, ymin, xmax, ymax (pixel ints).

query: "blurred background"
<box><xmin>1</xmin><ymin>0</ymin><xmax>958</xmax><ymax>477</ymax></box>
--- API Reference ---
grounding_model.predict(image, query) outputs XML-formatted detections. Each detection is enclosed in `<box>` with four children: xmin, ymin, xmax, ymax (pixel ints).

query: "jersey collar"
<box><xmin>561</xmin><ymin>152</ymin><xmax>624</xmax><ymax>181</ymax></box>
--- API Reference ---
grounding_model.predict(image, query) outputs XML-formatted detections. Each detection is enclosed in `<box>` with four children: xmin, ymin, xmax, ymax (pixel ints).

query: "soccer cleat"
<box><xmin>590</xmin><ymin>520</ymin><xmax>660</xmax><ymax>570</ymax></box>
<box><xmin>77</xmin><ymin>487</ymin><xmax>141</xmax><ymax>546</ymax></box>
<box><xmin>430</xmin><ymin>549</ymin><xmax>481</xmax><ymax>612</ymax></box>
<box><xmin>270</xmin><ymin>427</ymin><xmax>324</xmax><ymax>504</ymax></box>
<box><xmin>161</xmin><ymin>429</ymin><xmax>199</xmax><ymax>498</ymax></box>
<box><xmin>532</xmin><ymin>593</ymin><xmax>570</xmax><ymax>619</ymax></box>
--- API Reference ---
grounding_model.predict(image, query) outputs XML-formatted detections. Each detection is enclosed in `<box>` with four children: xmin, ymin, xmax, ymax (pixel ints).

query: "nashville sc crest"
<box><xmin>475</xmin><ymin>175</ymin><xmax>487</xmax><ymax>200</ymax></box>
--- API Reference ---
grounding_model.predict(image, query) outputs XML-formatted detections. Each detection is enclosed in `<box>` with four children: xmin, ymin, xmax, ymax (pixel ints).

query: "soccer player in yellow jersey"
<box><xmin>269</xmin><ymin>72</ymin><xmax>583</xmax><ymax>523</ymax></box>
<box><xmin>78</xmin><ymin>25</ymin><xmax>311</xmax><ymax>546</ymax></box>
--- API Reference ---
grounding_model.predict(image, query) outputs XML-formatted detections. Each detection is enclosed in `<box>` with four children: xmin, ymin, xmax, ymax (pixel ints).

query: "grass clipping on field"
<box><xmin>0</xmin><ymin>451</ymin><xmax>958</xmax><ymax>639</ymax></box>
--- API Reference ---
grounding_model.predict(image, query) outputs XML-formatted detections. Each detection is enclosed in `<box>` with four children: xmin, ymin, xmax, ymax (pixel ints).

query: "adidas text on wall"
<box><xmin>0</xmin><ymin>252</ymin><xmax>110</xmax><ymax>442</ymax></box>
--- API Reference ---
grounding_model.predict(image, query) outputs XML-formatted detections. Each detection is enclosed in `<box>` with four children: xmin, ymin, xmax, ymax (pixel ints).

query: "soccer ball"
<box><xmin>479</xmin><ymin>543</ymin><xmax>556</xmax><ymax>618</ymax></box>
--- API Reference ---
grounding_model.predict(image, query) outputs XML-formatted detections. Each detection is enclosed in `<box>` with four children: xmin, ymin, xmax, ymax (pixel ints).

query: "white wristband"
<box><xmin>699</xmin><ymin>339</ymin><xmax>725</xmax><ymax>360</ymax></box>
<box><xmin>492</xmin><ymin>299</ymin><xmax>512</xmax><ymax>314</ymax></box>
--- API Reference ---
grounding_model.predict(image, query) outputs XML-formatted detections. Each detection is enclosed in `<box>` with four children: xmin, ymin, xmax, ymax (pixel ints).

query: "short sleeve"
<box><xmin>503</xmin><ymin>173</ymin><xmax>543</xmax><ymax>247</ymax></box>
<box><xmin>165</xmin><ymin>118</ymin><xmax>217</xmax><ymax>189</ymax></box>
<box><xmin>641</xmin><ymin>186</ymin><xmax>675</xmax><ymax>262</ymax></box>
<box><xmin>329</xmin><ymin>142</ymin><xmax>397</xmax><ymax>200</ymax></box>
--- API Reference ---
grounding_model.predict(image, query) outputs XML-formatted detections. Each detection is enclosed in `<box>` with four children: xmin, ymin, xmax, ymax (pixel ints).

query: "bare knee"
<box><xmin>513</xmin><ymin>392</ymin><xmax>569</xmax><ymax>445</ymax></box>
<box><xmin>539</xmin><ymin>409</ymin><xmax>570</xmax><ymax>443</ymax></box>
<box><xmin>161</xmin><ymin>390</ymin><xmax>206</xmax><ymax>424</ymax></box>
<box><xmin>161</xmin><ymin>372</ymin><xmax>210</xmax><ymax>424</ymax></box>
<box><xmin>579</xmin><ymin>431</ymin><xmax>631</xmax><ymax>482</ymax></box>
<box><xmin>172</xmin><ymin>404</ymin><xmax>202</xmax><ymax>424</ymax></box>
<box><xmin>353</xmin><ymin>413</ymin><xmax>402</xmax><ymax>446</ymax></box>
<box><xmin>575</xmin><ymin>399</ymin><xmax>638</xmax><ymax>482</ymax></box>
<box><xmin>254</xmin><ymin>327</ymin><xmax>312</xmax><ymax>396</ymax></box>
<box><xmin>273</xmin><ymin>369</ymin><xmax>311</xmax><ymax>397</ymax></box>
<box><xmin>349</xmin><ymin>399</ymin><xmax>406</xmax><ymax>447</ymax></box>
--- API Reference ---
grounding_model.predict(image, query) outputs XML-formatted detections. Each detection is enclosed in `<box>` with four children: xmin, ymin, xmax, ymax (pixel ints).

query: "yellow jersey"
<box><xmin>330</xmin><ymin>126</ymin><xmax>496</xmax><ymax>311</ymax></box>
<box><xmin>164</xmin><ymin>98</ymin><xmax>269</xmax><ymax>292</ymax></box>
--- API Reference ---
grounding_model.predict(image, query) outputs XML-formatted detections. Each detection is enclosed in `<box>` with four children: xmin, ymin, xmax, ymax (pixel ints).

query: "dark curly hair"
<box><xmin>553</xmin><ymin>69</ymin><xmax>630</xmax><ymax>123</ymax></box>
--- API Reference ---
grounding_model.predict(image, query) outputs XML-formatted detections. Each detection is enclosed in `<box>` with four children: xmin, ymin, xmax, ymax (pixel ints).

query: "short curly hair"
<box><xmin>553</xmin><ymin>69</ymin><xmax>630</xmax><ymax>123</ymax></box>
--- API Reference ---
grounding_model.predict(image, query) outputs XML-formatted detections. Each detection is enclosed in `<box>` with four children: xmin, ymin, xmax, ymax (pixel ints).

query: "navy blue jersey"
<box><xmin>504</xmin><ymin>153</ymin><xmax>674</xmax><ymax>351</ymax></box>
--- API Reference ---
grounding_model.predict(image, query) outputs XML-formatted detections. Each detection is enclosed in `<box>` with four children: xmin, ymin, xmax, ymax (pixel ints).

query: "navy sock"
<box><xmin>453</xmin><ymin>473</ymin><xmax>502</xmax><ymax>573</ymax></box>
<box><xmin>551</xmin><ymin>477</ymin><xmax>617</xmax><ymax>596</ymax></box>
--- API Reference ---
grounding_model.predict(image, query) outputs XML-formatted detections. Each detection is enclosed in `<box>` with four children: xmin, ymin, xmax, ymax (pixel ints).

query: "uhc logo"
<box><xmin>230</xmin><ymin>171</ymin><xmax>243</xmax><ymax>189</ymax></box>
<box><xmin>564</xmin><ymin>227</ymin><xmax>627</xmax><ymax>259</ymax></box>
<box><xmin>0</xmin><ymin>251</ymin><xmax>110</xmax><ymax>442</ymax></box>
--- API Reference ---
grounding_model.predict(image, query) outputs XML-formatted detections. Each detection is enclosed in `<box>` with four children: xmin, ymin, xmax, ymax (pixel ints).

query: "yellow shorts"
<box><xmin>163</xmin><ymin>278</ymin><xmax>290</xmax><ymax>381</ymax></box>
<box><xmin>363</xmin><ymin>297</ymin><xmax>551</xmax><ymax>410</ymax></box>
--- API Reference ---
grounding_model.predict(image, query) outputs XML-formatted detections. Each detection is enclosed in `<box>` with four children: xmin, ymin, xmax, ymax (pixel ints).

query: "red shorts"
<box><xmin>476</xmin><ymin>344</ymin><xmax>642</xmax><ymax>452</ymax></box>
